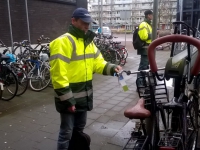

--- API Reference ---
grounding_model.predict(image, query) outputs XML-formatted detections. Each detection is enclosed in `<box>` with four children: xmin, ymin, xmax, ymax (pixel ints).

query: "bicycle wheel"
<box><xmin>0</xmin><ymin>66</ymin><xmax>18</xmax><ymax>101</ymax></box>
<box><xmin>13</xmin><ymin>66</ymin><xmax>28</xmax><ymax>96</ymax></box>
<box><xmin>110</xmin><ymin>51</ymin><xmax>121</xmax><ymax>65</ymax></box>
<box><xmin>29</xmin><ymin>65</ymin><xmax>50</xmax><ymax>91</ymax></box>
<box><xmin>117</xmin><ymin>49</ymin><xmax>126</xmax><ymax>66</ymax></box>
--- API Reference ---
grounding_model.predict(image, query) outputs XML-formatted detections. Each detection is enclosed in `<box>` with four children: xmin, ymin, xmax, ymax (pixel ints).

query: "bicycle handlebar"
<box><xmin>116</xmin><ymin>67</ymin><xmax>165</xmax><ymax>77</ymax></box>
<box><xmin>148</xmin><ymin>34</ymin><xmax>200</xmax><ymax>76</ymax></box>
<box><xmin>173</xmin><ymin>21</ymin><xmax>196</xmax><ymax>33</ymax></box>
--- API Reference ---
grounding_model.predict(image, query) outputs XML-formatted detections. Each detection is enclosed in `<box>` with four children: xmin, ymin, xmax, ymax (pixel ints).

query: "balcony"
<box><xmin>133</xmin><ymin>0</ymin><xmax>153</xmax><ymax>4</ymax></box>
<box><xmin>132</xmin><ymin>6</ymin><xmax>153</xmax><ymax>10</ymax></box>
<box><xmin>114</xmin><ymin>6</ymin><xmax>132</xmax><ymax>11</ymax></box>
<box><xmin>112</xmin><ymin>14</ymin><xmax>121</xmax><ymax>17</ymax></box>
<box><xmin>113</xmin><ymin>0</ymin><xmax>132</xmax><ymax>4</ymax></box>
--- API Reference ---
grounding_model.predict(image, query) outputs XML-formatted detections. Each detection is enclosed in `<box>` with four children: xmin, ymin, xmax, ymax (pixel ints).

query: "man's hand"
<box><xmin>68</xmin><ymin>105</ymin><xmax>76</xmax><ymax>113</ymax></box>
<box><xmin>115</xmin><ymin>65</ymin><xmax>122</xmax><ymax>73</ymax></box>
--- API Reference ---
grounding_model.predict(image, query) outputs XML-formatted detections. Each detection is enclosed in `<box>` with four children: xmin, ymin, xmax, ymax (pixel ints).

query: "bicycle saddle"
<box><xmin>124</xmin><ymin>98</ymin><xmax>151</xmax><ymax>119</ymax></box>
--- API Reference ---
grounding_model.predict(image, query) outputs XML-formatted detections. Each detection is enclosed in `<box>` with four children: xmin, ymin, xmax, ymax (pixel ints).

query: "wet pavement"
<box><xmin>0</xmin><ymin>37</ymin><xmax>173</xmax><ymax>150</ymax></box>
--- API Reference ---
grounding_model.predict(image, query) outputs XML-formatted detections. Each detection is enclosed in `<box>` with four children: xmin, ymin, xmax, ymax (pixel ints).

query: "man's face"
<box><xmin>72</xmin><ymin>18</ymin><xmax>90</xmax><ymax>33</ymax></box>
<box><xmin>148</xmin><ymin>14</ymin><xmax>153</xmax><ymax>20</ymax></box>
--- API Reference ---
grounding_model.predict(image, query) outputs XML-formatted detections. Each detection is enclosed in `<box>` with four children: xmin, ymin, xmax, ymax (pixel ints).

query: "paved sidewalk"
<box><xmin>0</xmin><ymin>41</ymin><xmax>171</xmax><ymax>150</ymax></box>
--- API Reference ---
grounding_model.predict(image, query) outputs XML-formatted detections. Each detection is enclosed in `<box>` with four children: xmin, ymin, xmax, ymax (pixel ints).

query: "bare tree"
<box><xmin>158</xmin><ymin>0</ymin><xmax>176</xmax><ymax>29</ymax></box>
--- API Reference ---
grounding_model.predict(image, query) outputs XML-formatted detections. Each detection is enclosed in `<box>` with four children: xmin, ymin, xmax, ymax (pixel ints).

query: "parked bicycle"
<box><xmin>118</xmin><ymin>33</ymin><xmax>200</xmax><ymax>150</ymax></box>
<box><xmin>94</xmin><ymin>34</ymin><xmax>128</xmax><ymax>66</ymax></box>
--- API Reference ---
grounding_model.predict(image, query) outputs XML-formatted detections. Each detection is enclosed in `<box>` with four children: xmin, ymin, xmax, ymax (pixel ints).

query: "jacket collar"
<box><xmin>67</xmin><ymin>24</ymin><xmax>96</xmax><ymax>47</ymax></box>
<box><xmin>144</xmin><ymin>18</ymin><xmax>152</xmax><ymax>26</ymax></box>
<box><xmin>68</xmin><ymin>24</ymin><xmax>85</xmax><ymax>39</ymax></box>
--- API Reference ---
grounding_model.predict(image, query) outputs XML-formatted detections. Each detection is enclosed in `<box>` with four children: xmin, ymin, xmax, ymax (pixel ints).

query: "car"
<box><xmin>102</xmin><ymin>26</ymin><xmax>112</xmax><ymax>37</ymax></box>
<box><xmin>95</xmin><ymin>26</ymin><xmax>112</xmax><ymax>37</ymax></box>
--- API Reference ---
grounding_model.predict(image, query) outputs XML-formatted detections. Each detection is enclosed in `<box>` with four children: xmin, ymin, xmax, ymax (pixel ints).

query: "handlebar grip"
<box><xmin>148</xmin><ymin>34</ymin><xmax>200</xmax><ymax>76</ymax></box>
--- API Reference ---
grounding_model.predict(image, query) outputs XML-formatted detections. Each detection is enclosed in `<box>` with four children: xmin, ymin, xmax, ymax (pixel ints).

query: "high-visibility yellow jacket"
<box><xmin>138</xmin><ymin>19</ymin><xmax>152</xmax><ymax>44</ymax></box>
<box><xmin>49</xmin><ymin>25</ymin><xmax>117</xmax><ymax>113</ymax></box>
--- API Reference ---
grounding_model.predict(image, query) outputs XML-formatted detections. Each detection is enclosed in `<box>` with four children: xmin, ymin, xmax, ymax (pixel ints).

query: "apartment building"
<box><xmin>88</xmin><ymin>0</ymin><xmax>132</xmax><ymax>30</ymax></box>
<box><xmin>132</xmin><ymin>0</ymin><xmax>177</xmax><ymax>29</ymax></box>
<box><xmin>88</xmin><ymin>0</ymin><xmax>177</xmax><ymax>30</ymax></box>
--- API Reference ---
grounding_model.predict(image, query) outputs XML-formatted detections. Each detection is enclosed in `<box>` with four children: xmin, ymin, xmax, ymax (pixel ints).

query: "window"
<box><xmin>182</xmin><ymin>12</ymin><xmax>192</xmax><ymax>26</ymax></box>
<box><xmin>193</xmin><ymin>11</ymin><xmax>200</xmax><ymax>30</ymax></box>
<box><xmin>194</xmin><ymin>0</ymin><xmax>200</xmax><ymax>9</ymax></box>
<box><xmin>183</xmin><ymin>0</ymin><xmax>192</xmax><ymax>10</ymax></box>
<box><xmin>41</xmin><ymin>0</ymin><xmax>76</xmax><ymax>4</ymax></box>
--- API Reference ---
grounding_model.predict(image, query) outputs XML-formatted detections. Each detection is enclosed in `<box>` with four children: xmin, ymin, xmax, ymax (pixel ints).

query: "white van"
<box><xmin>102</xmin><ymin>26</ymin><xmax>112</xmax><ymax>37</ymax></box>
<box><xmin>95</xmin><ymin>26</ymin><xmax>112</xmax><ymax>37</ymax></box>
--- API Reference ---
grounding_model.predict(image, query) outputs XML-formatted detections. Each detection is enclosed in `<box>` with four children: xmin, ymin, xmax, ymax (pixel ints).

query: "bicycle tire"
<box><xmin>117</xmin><ymin>49</ymin><xmax>126</xmax><ymax>66</ymax></box>
<box><xmin>1</xmin><ymin>67</ymin><xmax>18</xmax><ymax>101</ymax></box>
<box><xmin>12</xmin><ymin>46</ymin><xmax>20</xmax><ymax>55</ymax></box>
<box><xmin>29</xmin><ymin>65</ymin><xmax>50</xmax><ymax>92</ymax></box>
<box><xmin>15</xmin><ymin>67</ymin><xmax>28</xmax><ymax>96</ymax></box>
<box><xmin>110</xmin><ymin>51</ymin><xmax>121</xmax><ymax>65</ymax></box>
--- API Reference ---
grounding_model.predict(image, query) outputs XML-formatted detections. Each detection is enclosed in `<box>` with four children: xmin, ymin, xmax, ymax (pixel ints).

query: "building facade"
<box><xmin>88</xmin><ymin>0</ymin><xmax>177</xmax><ymax>30</ymax></box>
<box><xmin>0</xmin><ymin>0</ymin><xmax>87</xmax><ymax>46</ymax></box>
<box><xmin>132</xmin><ymin>0</ymin><xmax>177</xmax><ymax>29</ymax></box>
<box><xmin>88</xmin><ymin>0</ymin><xmax>133</xmax><ymax>30</ymax></box>
<box><xmin>177</xmin><ymin>0</ymin><xmax>200</xmax><ymax>30</ymax></box>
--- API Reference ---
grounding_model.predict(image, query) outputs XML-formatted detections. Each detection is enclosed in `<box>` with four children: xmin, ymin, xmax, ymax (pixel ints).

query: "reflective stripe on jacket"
<box><xmin>49</xmin><ymin>32</ymin><xmax>116</xmax><ymax>112</ymax></box>
<box><xmin>138</xmin><ymin>22</ymin><xmax>152</xmax><ymax>44</ymax></box>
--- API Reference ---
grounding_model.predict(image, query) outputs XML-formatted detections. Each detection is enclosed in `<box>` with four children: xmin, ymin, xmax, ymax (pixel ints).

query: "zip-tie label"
<box><xmin>118</xmin><ymin>74</ymin><xmax>129</xmax><ymax>92</ymax></box>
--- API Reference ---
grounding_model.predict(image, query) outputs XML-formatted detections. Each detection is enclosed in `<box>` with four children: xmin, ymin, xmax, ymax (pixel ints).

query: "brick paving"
<box><xmin>0</xmin><ymin>38</ymin><xmax>172</xmax><ymax>150</ymax></box>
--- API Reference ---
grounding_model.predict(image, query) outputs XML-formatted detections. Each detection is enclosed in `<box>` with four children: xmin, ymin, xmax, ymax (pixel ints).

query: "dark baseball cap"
<box><xmin>144</xmin><ymin>10</ymin><xmax>153</xmax><ymax>16</ymax></box>
<box><xmin>72</xmin><ymin>8</ymin><xmax>96</xmax><ymax>24</ymax></box>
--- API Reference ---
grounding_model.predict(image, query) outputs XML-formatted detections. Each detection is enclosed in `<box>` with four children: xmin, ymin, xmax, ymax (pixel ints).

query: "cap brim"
<box><xmin>80</xmin><ymin>18</ymin><xmax>96</xmax><ymax>24</ymax></box>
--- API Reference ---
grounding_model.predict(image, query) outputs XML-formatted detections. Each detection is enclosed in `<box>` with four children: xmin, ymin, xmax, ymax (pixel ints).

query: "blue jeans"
<box><xmin>57</xmin><ymin>111</ymin><xmax>87</xmax><ymax>150</ymax></box>
<box><xmin>137</xmin><ymin>55</ymin><xmax>149</xmax><ymax>86</ymax></box>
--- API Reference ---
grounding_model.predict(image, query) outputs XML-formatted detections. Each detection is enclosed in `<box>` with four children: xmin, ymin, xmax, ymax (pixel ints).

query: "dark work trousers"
<box><xmin>57</xmin><ymin>111</ymin><xmax>87</xmax><ymax>150</ymax></box>
<box><xmin>137</xmin><ymin>54</ymin><xmax>149</xmax><ymax>86</ymax></box>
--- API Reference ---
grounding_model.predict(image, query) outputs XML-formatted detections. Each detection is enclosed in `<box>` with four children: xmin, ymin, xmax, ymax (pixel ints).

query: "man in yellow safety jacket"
<box><xmin>49</xmin><ymin>7</ymin><xmax>122</xmax><ymax>150</ymax></box>
<box><xmin>137</xmin><ymin>10</ymin><xmax>153</xmax><ymax>87</ymax></box>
